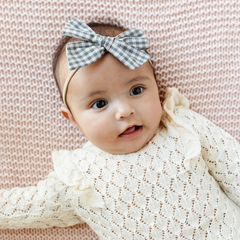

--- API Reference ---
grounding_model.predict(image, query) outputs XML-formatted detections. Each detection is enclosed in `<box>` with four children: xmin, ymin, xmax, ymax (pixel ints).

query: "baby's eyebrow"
<box><xmin>80</xmin><ymin>90</ymin><xmax>106</xmax><ymax>102</ymax></box>
<box><xmin>126</xmin><ymin>76</ymin><xmax>151</xmax><ymax>85</ymax></box>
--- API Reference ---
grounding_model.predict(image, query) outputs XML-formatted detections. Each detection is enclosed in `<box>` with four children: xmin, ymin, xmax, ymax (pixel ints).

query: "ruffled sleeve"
<box><xmin>162</xmin><ymin>88</ymin><xmax>240</xmax><ymax>207</ymax></box>
<box><xmin>161</xmin><ymin>88</ymin><xmax>202</xmax><ymax>169</ymax></box>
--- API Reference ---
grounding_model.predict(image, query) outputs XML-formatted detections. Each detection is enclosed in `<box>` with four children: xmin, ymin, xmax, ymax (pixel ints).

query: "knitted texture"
<box><xmin>0</xmin><ymin>172</ymin><xmax>84</xmax><ymax>229</ymax></box>
<box><xmin>0</xmin><ymin>88</ymin><xmax>239</xmax><ymax>239</ymax></box>
<box><xmin>0</xmin><ymin>0</ymin><xmax>240</xmax><ymax>239</ymax></box>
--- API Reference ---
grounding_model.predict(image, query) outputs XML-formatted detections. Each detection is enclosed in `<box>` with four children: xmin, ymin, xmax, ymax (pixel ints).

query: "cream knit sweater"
<box><xmin>0</xmin><ymin>88</ymin><xmax>239</xmax><ymax>239</ymax></box>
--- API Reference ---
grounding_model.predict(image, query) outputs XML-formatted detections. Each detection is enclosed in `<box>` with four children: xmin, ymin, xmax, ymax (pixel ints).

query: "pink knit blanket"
<box><xmin>0</xmin><ymin>0</ymin><xmax>239</xmax><ymax>239</ymax></box>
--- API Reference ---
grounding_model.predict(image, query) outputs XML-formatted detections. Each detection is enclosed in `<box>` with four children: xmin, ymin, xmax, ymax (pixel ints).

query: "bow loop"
<box><xmin>63</xmin><ymin>18</ymin><xmax>96</xmax><ymax>41</ymax></box>
<box><xmin>62</xmin><ymin>18</ymin><xmax>151</xmax><ymax>70</ymax></box>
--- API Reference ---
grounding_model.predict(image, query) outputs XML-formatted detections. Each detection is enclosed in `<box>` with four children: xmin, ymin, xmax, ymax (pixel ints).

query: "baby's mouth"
<box><xmin>119</xmin><ymin>125</ymin><xmax>142</xmax><ymax>138</ymax></box>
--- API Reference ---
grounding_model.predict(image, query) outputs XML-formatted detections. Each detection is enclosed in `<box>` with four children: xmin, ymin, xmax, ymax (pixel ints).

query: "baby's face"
<box><xmin>59</xmin><ymin>53</ymin><xmax>162</xmax><ymax>154</ymax></box>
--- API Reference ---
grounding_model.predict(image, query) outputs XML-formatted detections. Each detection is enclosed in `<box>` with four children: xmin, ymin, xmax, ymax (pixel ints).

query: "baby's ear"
<box><xmin>60</xmin><ymin>105</ymin><xmax>79</xmax><ymax>129</ymax></box>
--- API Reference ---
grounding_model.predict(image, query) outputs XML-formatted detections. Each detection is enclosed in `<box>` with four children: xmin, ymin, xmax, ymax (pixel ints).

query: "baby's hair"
<box><xmin>52</xmin><ymin>22</ymin><xmax>155</xmax><ymax>101</ymax></box>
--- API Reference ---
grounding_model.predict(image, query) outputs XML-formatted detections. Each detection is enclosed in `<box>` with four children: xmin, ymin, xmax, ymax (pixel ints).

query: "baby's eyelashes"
<box><xmin>91</xmin><ymin>100</ymin><xmax>108</xmax><ymax>109</ymax></box>
<box><xmin>130</xmin><ymin>86</ymin><xmax>145</xmax><ymax>96</ymax></box>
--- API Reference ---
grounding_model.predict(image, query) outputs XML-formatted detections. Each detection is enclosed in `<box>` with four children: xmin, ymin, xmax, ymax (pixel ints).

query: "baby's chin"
<box><xmin>109</xmin><ymin>146</ymin><xmax>144</xmax><ymax>155</ymax></box>
<box><xmin>88</xmin><ymin>140</ymin><xmax>144</xmax><ymax>155</ymax></box>
<box><xmin>94</xmin><ymin>135</ymin><xmax>155</xmax><ymax>155</ymax></box>
<box><xmin>100</xmin><ymin>146</ymin><xmax>143</xmax><ymax>155</ymax></box>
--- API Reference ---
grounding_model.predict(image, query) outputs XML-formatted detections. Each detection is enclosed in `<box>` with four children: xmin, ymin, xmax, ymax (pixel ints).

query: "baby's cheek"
<box><xmin>88</xmin><ymin>116</ymin><xmax>112</xmax><ymax>139</ymax></box>
<box><xmin>145</xmin><ymin>99</ymin><xmax>162</xmax><ymax>127</ymax></box>
<box><xmin>144</xmin><ymin>96</ymin><xmax>161</xmax><ymax>114</ymax></box>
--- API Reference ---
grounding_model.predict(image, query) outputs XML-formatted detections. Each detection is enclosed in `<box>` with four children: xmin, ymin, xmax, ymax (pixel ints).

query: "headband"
<box><xmin>62</xmin><ymin>18</ymin><xmax>152</xmax><ymax>108</ymax></box>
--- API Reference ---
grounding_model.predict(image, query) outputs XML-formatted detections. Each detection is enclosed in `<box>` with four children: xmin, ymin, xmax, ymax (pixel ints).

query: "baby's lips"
<box><xmin>119</xmin><ymin>125</ymin><xmax>142</xmax><ymax>138</ymax></box>
<box><xmin>122</xmin><ymin>126</ymin><xmax>136</xmax><ymax>134</ymax></box>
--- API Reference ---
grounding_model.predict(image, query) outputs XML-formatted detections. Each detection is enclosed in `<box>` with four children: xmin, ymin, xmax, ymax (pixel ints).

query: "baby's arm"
<box><xmin>0</xmin><ymin>171</ymin><xmax>83</xmax><ymax>229</ymax></box>
<box><xmin>180</xmin><ymin>107</ymin><xmax>240</xmax><ymax>207</ymax></box>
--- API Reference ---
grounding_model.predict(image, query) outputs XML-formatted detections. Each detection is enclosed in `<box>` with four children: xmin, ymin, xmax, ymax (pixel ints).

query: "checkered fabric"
<box><xmin>62</xmin><ymin>18</ymin><xmax>151</xmax><ymax>70</ymax></box>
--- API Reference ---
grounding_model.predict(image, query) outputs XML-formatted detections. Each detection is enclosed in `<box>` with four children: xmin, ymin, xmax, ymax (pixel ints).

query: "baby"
<box><xmin>0</xmin><ymin>18</ymin><xmax>240</xmax><ymax>240</ymax></box>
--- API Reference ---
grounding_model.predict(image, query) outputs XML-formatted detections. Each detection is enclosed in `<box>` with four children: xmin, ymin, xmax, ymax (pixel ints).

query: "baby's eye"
<box><xmin>92</xmin><ymin>100</ymin><xmax>108</xmax><ymax>109</ymax></box>
<box><xmin>130</xmin><ymin>86</ymin><xmax>145</xmax><ymax>96</ymax></box>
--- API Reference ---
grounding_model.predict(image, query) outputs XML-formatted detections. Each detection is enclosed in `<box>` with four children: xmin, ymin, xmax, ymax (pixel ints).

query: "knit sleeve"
<box><xmin>162</xmin><ymin>87</ymin><xmax>240</xmax><ymax>208</ymax></box>
<box><xmin>0</xmin><ymin>171</ymin><xmax>84</xmax><ymax>229</ymax></box>
<box><xmin>179</xmin><ymin>104</ymin><xmax>240</xmax><ymax>207</ymax></box>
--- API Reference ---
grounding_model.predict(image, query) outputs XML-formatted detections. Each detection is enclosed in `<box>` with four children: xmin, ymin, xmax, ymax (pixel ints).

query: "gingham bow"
<box><xmin>62</xmin><ymin>18</ymin><xmax>151</xmax><ymax>70</ymax></box>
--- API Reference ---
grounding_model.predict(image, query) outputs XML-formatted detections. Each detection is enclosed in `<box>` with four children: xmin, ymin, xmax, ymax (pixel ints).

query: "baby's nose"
<box><xmin>115</xmin><ymin>102</ymin><xmax>135</xmax><ymax>120</ymax></box>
